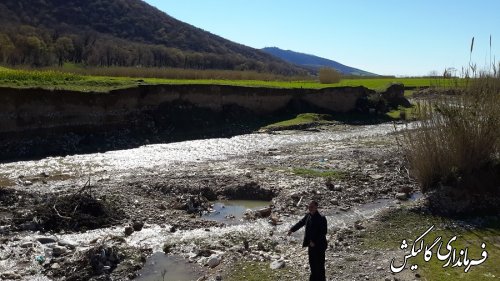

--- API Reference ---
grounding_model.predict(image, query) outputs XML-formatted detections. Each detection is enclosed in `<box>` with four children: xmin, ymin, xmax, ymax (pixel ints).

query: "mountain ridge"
<box><xmin>262</xmin><ymin>47</ymin><xmax>377</xmax><ymax>76</ymax></box>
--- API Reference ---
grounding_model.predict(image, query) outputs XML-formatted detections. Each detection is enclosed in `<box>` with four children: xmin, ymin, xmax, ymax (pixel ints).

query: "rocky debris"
<box><xmin>58</xmin><ymin>240</ymin><xmax>77</xmax><ymax>250</ymax></box>
<box><xmin>45</xmin><ymin>238</ymin><xmax>147</xmax><ymax>281</ymax></box>
<box><xmin>37</xmin><ymin>236</ymin><xmax>57</xmax><ymax>244</ymax></box>
<box><xmin>20</xmin><ymin>241</ymin><xmax>34</xmax><ymax>248</ymax></box>
<box><xmin>256</xmin><ymin>207</ymin><xmax>272</xmax><ymax>218</ymax></box>
<box><xmin>198</xmin><ymin>253</ymin><xmax>222</xmax><ymax>269</ymax></box>
<box><xmin>172</xmin><ymin>194</ymin><xmax>210</xmax><ymax>214</ymax></box>
<box><xmin>51</xmin><ymin>263</ymin><xmax>61</xmax><ymax>269</ymax></box>
<box><xmin>22</xmin><ymin>180</ymin><xmax>33</xmax><ymax>186</ymax></box>
<box><xmin>339</xmin><ymin>206</ymin><xmax>351</xmax><ymax>212</ymax></box>
<box><xmin>124</xmin><ymin>226</ymin><xmax>134</xmax><ymax>236</ymax></box>
<box><xmin>52</xmin><ymin>245</ymin><xmax>68</xmax><ymax>257</ymax></box>
<box><xmin>270</xmin><ymin>259</ymin><xmax>286</xmax><ymax>270</ymax></box>
<box><xmin>325</xmin><ymin>178</ymin><xmax>335</xmax><ymax>190</ymax></box>
<box><xmin>369</xmin><ymin>174</ymin><xmax>384</xmax><ymax>180</ymax></box>
<box><xmin>88</xmin><ymin>245</ymin><xmax>120</xmax><ymax>274</ymax></box>
<box><xmin>132</xmin><ymin>221</ymin><xmax>144</xmax><ymax>231</ymax></box>
<box><xmin>269</xmin><ymin>214</ymin><xmax>281</xmax><ymax>226</ymax></box>
<box><xmin>206</xmin><ymin>254</ymin><xmax>222</xmax><ymax>268</ymax></box>
<box><xmin>1</xmin><ymin>123</ymin><xmax>421</xmax><ymax>281</ymax></box>
<box><xmin>395</xmin><ymin>193</ymin><xmax>409</xmax><ymax>201</ymax></box>
<box><xmin>354</xmin><ymin>221</ymin><xmax>365</xmax><ymax>230</ymax></box>
<box><xmin>1</xmin><ymin>271</ymin><xmax>21</xmax><ymax>280</ymax></box>
<box><xmin>163</xmin><ymin>243</ymin><xmax>174</xmax><ymax>254</ymax></box>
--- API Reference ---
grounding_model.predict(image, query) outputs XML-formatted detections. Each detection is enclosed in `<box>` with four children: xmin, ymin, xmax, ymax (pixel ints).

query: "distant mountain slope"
<box><xmin>0</xmin><ymin>0</ymin><xmax>306</xmax><ymax>75</ymax></box>
<box><xmin>262</xmin><ymin>47</ymin><xmax>377</xmax><ymax>76</ymax></box>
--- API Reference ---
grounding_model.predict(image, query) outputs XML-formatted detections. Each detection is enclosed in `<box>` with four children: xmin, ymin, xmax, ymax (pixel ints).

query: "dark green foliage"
<box><xmin>0</xmin><ymin>0</ymin><xmax>306</xmax><ymax>75</ymax></box>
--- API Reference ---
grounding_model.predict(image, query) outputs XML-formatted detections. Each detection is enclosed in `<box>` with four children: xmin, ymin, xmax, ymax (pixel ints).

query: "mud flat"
<box><xmin>0</xmin><ymin>120</ymin><xmax>438</xmax><ymax>281</ymax></box>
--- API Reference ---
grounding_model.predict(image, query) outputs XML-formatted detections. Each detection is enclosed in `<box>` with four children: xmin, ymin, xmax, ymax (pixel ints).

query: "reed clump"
<box><xmin>403</xmin><ymin>73</ymin><xmax>500</xmax><ymax>191</ymax></box>
<box><xmin>401</xmin><ymin>45</ymin><xmax>499</xmax><ymax>214</ymax></box>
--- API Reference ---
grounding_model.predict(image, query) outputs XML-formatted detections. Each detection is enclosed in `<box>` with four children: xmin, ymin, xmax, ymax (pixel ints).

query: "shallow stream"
<box><xmin>0</xmin><ymin>124</ymin><xmax>403</xmax><ymax>189</ymax></box>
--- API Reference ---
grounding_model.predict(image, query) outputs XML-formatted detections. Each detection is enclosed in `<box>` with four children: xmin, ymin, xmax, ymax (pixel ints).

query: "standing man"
<box><xmin>288</xmin><ymin>200</ymin><xmax>328</xmax><ymax>281</ymax></box>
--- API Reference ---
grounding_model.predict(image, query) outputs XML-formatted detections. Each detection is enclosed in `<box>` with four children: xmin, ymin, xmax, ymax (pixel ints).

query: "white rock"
<box><xmin>58</xmin><ymin>240</ymin><xmax>77</xmax><ymax>250</ymax></box>
<box><xmin>197</xmin><ymin>257</ymin><xmax>209</xmax><ymax>266</ymax></box>
<box><xmin>370</xmin><ymin>174</ymin><xmax>384</xmax><ymax>180</ymax></box>
<box><xmin>51</xmin><ymin>263</ymin><xmax>61</xmax><ymax>269</ymax></box>
<box><xmin>270</xmin><ymin>260</ymin><xmax>285</xmax><ymax>270</ymax></box>
<box><xmin>207</xmin><ymin>254</ymin><xmax>221</xmax><ymax>268</ymax></box>
<box><xmin>1</xmin><ymin>271</ymin><xmax>21</xmax><ymax>280</ymax></box>
<box><xmin>20</xmin><ymin>242</ymin><xmax>34</xmax><ymax>248</ymax></box>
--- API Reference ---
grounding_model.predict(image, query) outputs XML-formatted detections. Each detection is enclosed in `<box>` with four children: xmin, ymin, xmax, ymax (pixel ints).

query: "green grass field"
<box><xmin>0</xmin><ymin>67</ymin><xmax>436</xmax><ymax>92</ymax></box>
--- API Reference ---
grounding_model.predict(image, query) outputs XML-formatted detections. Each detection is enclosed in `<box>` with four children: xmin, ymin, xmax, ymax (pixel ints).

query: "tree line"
<box><xmin>0</xmin><ymin>25</ymin><xmax>303</xmax><ymax>75</ymax></box>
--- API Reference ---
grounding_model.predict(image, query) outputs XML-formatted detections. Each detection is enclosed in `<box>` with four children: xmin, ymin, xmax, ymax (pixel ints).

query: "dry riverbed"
<box><xmin>2</xmin><ymin>123</ymin><xmax>496</xmax><ymax>281</ymax></box>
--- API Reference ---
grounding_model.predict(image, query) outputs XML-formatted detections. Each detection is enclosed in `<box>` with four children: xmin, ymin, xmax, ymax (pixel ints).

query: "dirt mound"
<box><xmin>21</xmin><ymin>193</ymin><xmax>126</xmax><ymax>232</ymax></box>
<box><xmin>222</xmin><ymin>181</ymin><xmax>275</xmax><ymax>200</ymax></box>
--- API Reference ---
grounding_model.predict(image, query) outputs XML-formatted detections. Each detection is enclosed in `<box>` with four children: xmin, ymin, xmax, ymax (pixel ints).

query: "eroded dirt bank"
<box><xmin>0</xmin><ymin>84</ymin><xmax>409</xmax><ymax>160</ymax></box>
<box><xmin>0</xmin><ymin>122</ymin><xmax>427</xmax><ymax>281</ymax></box>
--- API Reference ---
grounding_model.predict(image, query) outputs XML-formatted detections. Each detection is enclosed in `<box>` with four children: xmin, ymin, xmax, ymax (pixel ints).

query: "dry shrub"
<box><xmin>318</xmin><ymin>67</ymin><xmax>342</xmax><ymax>84</ymax></box>
<box><xmin>402</xmin><ymin>74</ymin><xmax>500</xmax><ymax>195</ymax></box>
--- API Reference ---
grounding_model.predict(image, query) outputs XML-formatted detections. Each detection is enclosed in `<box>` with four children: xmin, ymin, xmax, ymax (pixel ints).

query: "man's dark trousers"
<box><xmin>308</xmin><ymin>245</ymin><xmax>326</xmax><ymax>281</ymax></box>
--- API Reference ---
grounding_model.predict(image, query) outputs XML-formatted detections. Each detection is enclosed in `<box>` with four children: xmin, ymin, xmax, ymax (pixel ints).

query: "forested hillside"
<box><xmin>0</xmin><ymin>0</ymin><xmax>306</xmax><ymax>75</ymax></box>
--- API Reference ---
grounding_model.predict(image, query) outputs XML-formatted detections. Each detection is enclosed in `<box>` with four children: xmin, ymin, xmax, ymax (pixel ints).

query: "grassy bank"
<box><xmin>361</xmin><ymin>208</ymin><xmax>500</xmax><ymax>280</ymax></box>
<box><xmin>261</xmin><ymin>113</ymin><xmax>335</xmax><ymax>131</ymax></box>
<box><xmin>225</xmin><ymin>261</ymin><xmax>297</xmax><ymax>281</ymax></box>
<box><xmin>0</xmin><ymin>67</ymin><xmax>435</xmax><ymax>92</ymax></box>
<box><xmin>386</xmin><ymin>105</ymin><xmax>417</xmax><ymax>120</ymax></box>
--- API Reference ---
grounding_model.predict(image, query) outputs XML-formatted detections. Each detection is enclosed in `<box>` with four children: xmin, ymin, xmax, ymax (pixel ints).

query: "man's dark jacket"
<box><xmin>290</xmin><ymin>212</ymin><xmax>328</xmax><ymax>249</ymax></box>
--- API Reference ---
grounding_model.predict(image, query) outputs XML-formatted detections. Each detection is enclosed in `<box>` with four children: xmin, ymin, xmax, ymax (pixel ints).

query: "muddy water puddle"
<box><xmin>135</xmin><ymin>253</ymin><xmax>204</xmax><ymax>281</ymax></box>
<box><xmin>203</xmin><ymin>200</ymin><xmax>271</xmax><ymax>224</ymax></box>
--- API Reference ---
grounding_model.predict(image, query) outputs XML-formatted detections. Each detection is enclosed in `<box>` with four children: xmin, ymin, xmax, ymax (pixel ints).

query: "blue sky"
<box><xmin>145</xmin><ymin>1</ymin><xmax>499</xmax><ymax>76</ymax></box>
